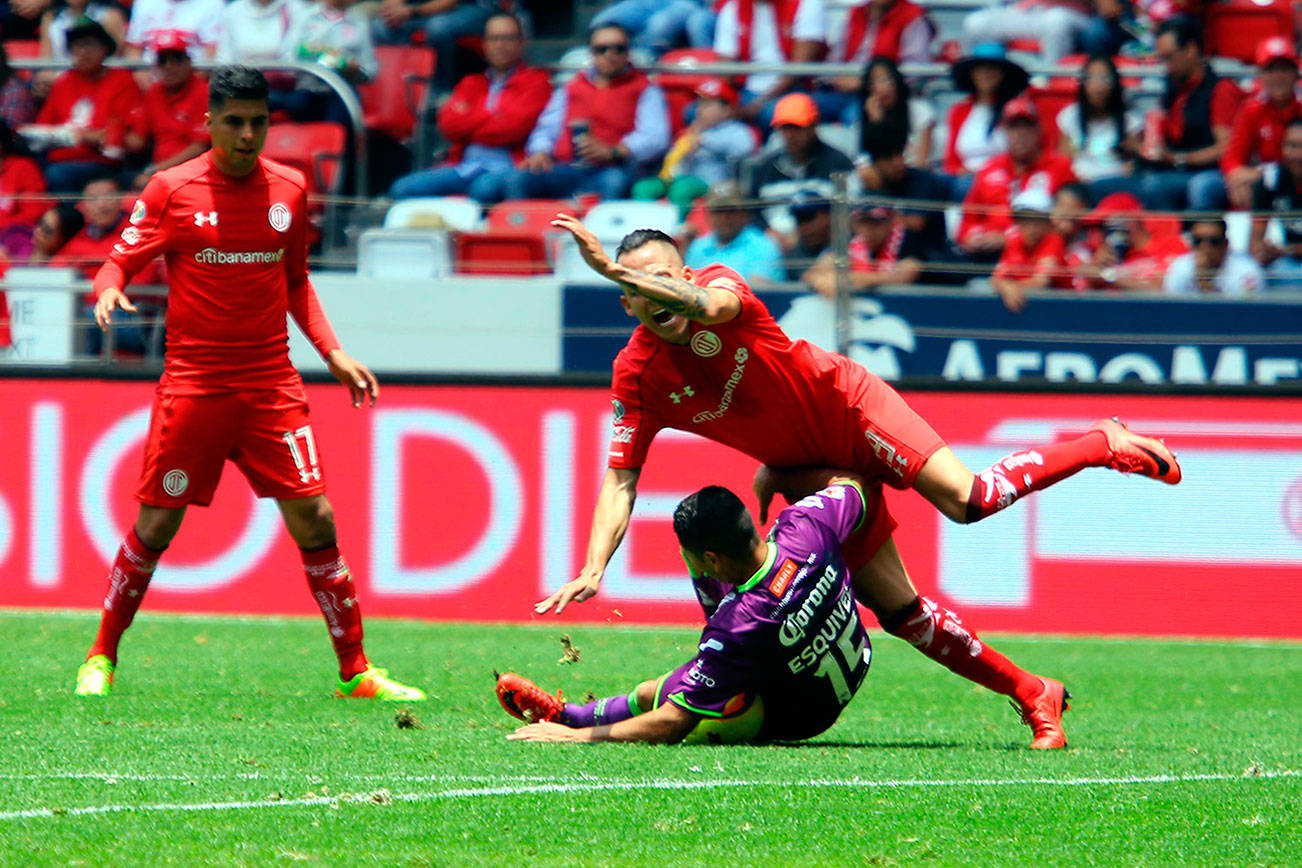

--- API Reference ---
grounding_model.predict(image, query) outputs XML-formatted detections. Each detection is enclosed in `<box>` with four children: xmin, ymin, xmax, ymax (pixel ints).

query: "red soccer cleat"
<box><xmin>1013</xmin><ymin>676</ymin><xmax>1071</xmax><ymax>749</ymax></box>
<box><xmin>1090</xmin><ymin>417</ymin><xmax>1182</xmax><ymax>485</ymax></box>
<box><xmin>496</xmin><ymin>672</ymin><xmax>564</xmax><ymax>723</ymax></box>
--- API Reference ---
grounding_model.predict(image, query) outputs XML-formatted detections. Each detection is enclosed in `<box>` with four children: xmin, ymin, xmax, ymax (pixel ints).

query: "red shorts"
<box><xmin>854</xmin><ymin>376</ymin><xmax>947</xmax><ymax>490</ymax></box>
<box><xmin>841</xmin><ymin>480</ymin><xmax>898</xmax><ymax>572</ymax></box>
<box><xmin>136</xmin><ymin>386</ymin><xmax>327</xmax><ymax>507</ymax></box>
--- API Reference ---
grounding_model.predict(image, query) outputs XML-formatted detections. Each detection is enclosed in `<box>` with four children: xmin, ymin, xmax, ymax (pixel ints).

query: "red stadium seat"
<box><xmin>1028</xmin><ymin>84</ymin><xmax>1075</xmax><ymax>150</ymax></box>
<box><xmin>263</xmin><ymin>122</ymin><xmax>347</xmax><ymax>195</ymax></box>
<box><xmin>1203</xmin><ymin>0</ymin><xmax>1293</xmax><ymax>63</ymax></box>
<box><xmin>357</xmin><ymin>45</ymin><xmax>435</xmax><ymax>142</ymax></box>
<box><xmin>453</xmin><ymin>230</ymin><xmax>551</xmax><ymax>275</ymax></box>
<box><xmin>3</xmin><ymin>40</ymin><xmax>40</xmax><ymax>60</ymax></box>
<box><xmin>486</xmin><ymin>199</ymin><xmax>578</xmax><ymax>233</ymax></box>
<box><xmin>657</xmin><ymin>48</ymin><xmax>722</xmax><ymax>135</ymax></box>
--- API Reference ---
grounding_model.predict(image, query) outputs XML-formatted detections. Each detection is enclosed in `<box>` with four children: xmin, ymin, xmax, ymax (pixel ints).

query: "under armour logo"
<box><xmin>193</xmin><ymin>211</ymin><xmax>219</xmax><ymax>227</ymax></box>
<box><xmin>669</xmin><ymin>386</ymin><xmax>695</xmax><ymax>404</ymax></box>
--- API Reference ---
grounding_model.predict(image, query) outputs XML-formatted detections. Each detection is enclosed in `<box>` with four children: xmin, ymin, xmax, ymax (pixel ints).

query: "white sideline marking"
<box><xmin>1</xmin><ymin>770</ymin><xmax>1295</xmax><ymax>821</ymax></box>
<box><xmin>0</xmin><ymin>772</ymin><xmax>565</xmax><ymax>784</ymax></box>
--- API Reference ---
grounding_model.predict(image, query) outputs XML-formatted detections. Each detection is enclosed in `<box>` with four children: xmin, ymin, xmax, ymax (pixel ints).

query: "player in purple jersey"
<box><xmin>498</xmin><ymin>481</ymin><xmax>874</xmax><ymax>744</ymax></box>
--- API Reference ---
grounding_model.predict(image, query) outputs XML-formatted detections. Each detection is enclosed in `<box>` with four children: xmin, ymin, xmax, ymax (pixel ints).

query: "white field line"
<box><xmin>0</xmin><ymin>769</ymin><xmax>1296</xmax><ymax>822</ymax></box>
<box><xmin>0</xmin><ymin>772</ymin><xmax>566</xmax><ymax>784</ymax></box>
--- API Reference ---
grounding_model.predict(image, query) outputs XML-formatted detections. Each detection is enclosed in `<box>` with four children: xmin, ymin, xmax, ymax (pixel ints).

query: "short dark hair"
<box><xmin>1055</xmin><ymin>182</ymin><xmax>1092</xmax><ymax>207</ymax></box>
<box><xmin>1285</xmin><ymin>117</ymin><xmax>1302</xmax><ymax>135</ymax></box>
<box><xmin>1156</xmin><ymin>16</ymin><xmax>1202</xmax><ymax>53</ymax></box>
<box><xmin>485</xmin><ymin>11</ymin><xmax>525</xmax><ymax>36</ymax></box>
<box><xmin>615</xmin><ymin>228</ymin><xmax>678</xmax><ymax>259</ymax></box>
<box><xmin>862</xmin><ymin>120</ymin><xmax>909</xmax><ymax>162</ymax></box>
<box><xmin>1185</xmin><ymin>216</ymin><xmax>1227</xmax><ymax>235</ymax></box>
<box><xmin>209</xmin><ymin>65</ymin><xmax>270</xmax><ymax>110</ymax></box>
<box><xmin>673</xmin><ymin>486</ymin><xmax>758</xmax><ymax>560</ymax></box>
<box><xmin>589</xmin><ymin>22</ymin><xmax>630</xmax><ymax>44</ymax></box>
<box><xmin>81</xmin><ymin>168</ymin><xmax>120</xmax><ymax>191</ymax></box>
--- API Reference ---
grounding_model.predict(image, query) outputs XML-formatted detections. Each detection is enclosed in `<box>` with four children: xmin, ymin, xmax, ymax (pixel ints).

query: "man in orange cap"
<box><xmin>742</xmin><ymin>92</ymin><xmax>854</xmax><ymax>207</ymax></box>
<box><xmin>1221</xmin><ymin>36</ymin><xmax>1302</xmax><ymax>210</ymax></box>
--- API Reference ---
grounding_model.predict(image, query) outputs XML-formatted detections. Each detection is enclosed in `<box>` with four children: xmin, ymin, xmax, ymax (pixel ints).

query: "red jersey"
<box><xmin>0</xmin><ymin>155</ymin><xmax>47</xmax><ymax>229</ymax></box>
<box><xmin>53</xmin><ymin>214</ymin><xmax>164</xmax><ymax>301</ymax></box>
<box><xmin>993</xmin><ymin>229</ymin><xmax>1068</xmax><ymax>287</ymax></box>
<box><xmin>1220</xmin><ymin>93</ymin><xmax>1302</xmax><ymax>174</ymax></box>
<box><xmin>135</xmin><ymin>74</ymin><xmax>210</xmax><ymax>163</ymax></box>
<box><xmin>35</xmin><ymin>67</ymin><xmax>141</xmax><ymax>164</ymax></box>
<box><xmin>93</xmin><ymin>151</ymin><xmax>340</xmax><ymax>395</ymax></box>
<box><xmin>608</xmin><ymin>265</ymin><xmax>912</xmax><ymax>480</ymax></box>
<box><xmin>957</xmin><ymin>151</ymin><xmax>1076</xmax><ymax>245</ymax></box>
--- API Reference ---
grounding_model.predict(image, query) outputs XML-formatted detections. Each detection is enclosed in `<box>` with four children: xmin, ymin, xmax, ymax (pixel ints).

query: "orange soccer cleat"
<box><xmin>1013</xmin><ymin>676</ymin><xmax>1071</xmax><ymax>750</ymax></box>
<box><xmin>1090</xmin><ymin>417</ymin><xmax>1182</xmax><ymax>485</ymax></box>
<box><xmin>496</xmin><ymin>672</ymin><xmax>564</xmax><ymax>723</ymax></box>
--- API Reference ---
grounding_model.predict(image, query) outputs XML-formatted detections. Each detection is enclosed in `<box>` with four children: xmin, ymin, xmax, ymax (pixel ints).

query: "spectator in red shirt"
<box><xmin>1221</xmin><ymin>37</ymin><xmax>1302</xmax><ymax>211</ymax></box>
<box><xmin>124</xmin><ymin>31</ymin><xmax>210</xmax><ymax>192</ymax></box>
<box><xmin>501</xmin><ymin>24</ymin><xmax>670</xmax><ymax>201</ymax></box>
<box><xmin>943</xmin><ymin>43</ymin><xmax>1030</xmax><ymax>181</ymax></box>
<box><xmin>958</xmin><ymin>97</ymin><xmax>1077</xmax><ymax>264</ymax></box>
<box><xmin>0</xmin><ymin>120</ymin><xmax>48</xmax><ymax>252</ymax></box>
<box><xmin>1137</xmin><ymin>15</ymin><xmax>1242</xmax><ymax>212</ymax></box>
<box><xmin>54</xmin><ymin>173</ymin><xmax>164</xmax><ymax>356</ymax></box>
<box><xmin>22</xmin><ymin>202</ymin><xmax>83</xmax><ymax>265</ymax></box>
<box><xmin>1070</xmin><ymin>191</ymin><xmax>1188</xmax><ymax>291</ymax></box>
<box><xmin>992</xmin><ymin>187</ymin><xmax>1068</xmax><ymax>312</ymax></box>
<box><xmin>803</xmin><ymin>204</ymin><xmax>924</xmax><ymax>296</ymax></box>
<box><xmin>387</xmin><ymin>13</ymin><xmax>550</xmax><ymax>202</ymax></box>
<box><xmin>25</xmin><ymin>18</ymin><xmax>141</xmax><ymax>193</ymax></box>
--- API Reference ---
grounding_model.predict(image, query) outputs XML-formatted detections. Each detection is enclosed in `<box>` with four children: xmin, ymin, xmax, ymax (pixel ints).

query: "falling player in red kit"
<box><xmin>74</xmin><ymin>66</ymin><xmax>424</xmax><ymax>702</ymax></box>
<box><xmin>537</xmin><ymin>216</ymin><xmax>1183</xmax><ymax>748</ymax></box>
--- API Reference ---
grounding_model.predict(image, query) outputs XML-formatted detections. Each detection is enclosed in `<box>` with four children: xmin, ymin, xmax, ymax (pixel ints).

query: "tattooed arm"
<box><xmin>552</xmin><ymin>213</ymin><xmax>742</xmax><ymax>324</ymax></box>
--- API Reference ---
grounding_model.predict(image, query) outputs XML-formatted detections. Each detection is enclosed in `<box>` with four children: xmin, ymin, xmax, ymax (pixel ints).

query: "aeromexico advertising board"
<box><xmin>562</xmin><ymin>284</ymin><xmax>1302</xmax><ymax>386</ymax></box>
<box><xmin>3</xmin><ymin>379</ymin><xmax>1300</xmax><ymax>638</ymax></box>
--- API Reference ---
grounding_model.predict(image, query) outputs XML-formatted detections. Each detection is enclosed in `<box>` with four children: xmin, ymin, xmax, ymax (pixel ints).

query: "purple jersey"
<box><xmin>665</xmin><ymin>482</ymin><xmax>873</xmax><ymax>741</ymax></box>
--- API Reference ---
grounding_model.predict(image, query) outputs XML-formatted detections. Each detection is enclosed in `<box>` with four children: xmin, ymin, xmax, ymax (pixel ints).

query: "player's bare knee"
<box><xmin>280</xmin><ymin>496</ymin><xmax>337</xmax><ymax>548</ymax></box>
<box><xmin>134</xmin><ymin>507</ymin><xmax>183</xmax><ymax>549</ymax></box>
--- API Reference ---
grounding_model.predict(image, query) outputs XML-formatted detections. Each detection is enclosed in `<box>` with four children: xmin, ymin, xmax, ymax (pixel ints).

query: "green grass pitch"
<box><xmin>1</xmin><ymin>610</ymin><xmax>1298</xmax><ymax>867</ymax></box>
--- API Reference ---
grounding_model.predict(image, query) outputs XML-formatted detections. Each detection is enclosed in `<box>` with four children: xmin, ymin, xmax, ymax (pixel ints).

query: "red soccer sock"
<box><xmin>883</xmin><ymin>596</ymin><xmax>1042</xmax><ymax>703</ymax></box>
<box><xmin>965</xmin><ymin>430</ymin><xmax>1110</xmax><ymax>522</ymax></box>
<box><xmin>302</xmin><ymin>544</ymin><xmax>369</xmax><ymax>680</ymax></box>
<box><xmin>88</xmin><ymin>529</ymin><xmax>164</xmax><ymax>664</ymax></box>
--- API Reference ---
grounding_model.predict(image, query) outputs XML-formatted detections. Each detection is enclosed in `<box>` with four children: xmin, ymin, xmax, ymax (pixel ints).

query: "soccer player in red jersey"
<box><xmin>537</xmin><ymin>215</ymin><xmax>1183</xmax><ymax>748</ymax></box>
<box><xmin>73</xmin><ymin>66</ymin><xmax>424</xmax><ymax>702</ymax></box>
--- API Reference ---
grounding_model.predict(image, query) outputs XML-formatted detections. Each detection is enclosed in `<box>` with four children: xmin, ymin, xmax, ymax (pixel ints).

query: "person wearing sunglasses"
<box><xmin>1163</xmin><ymin>217</ymin><xmax>1263</xmax><ymax>296</ymax></box>
<box><xmin>501</xmin><ymin>23</ymin><xmax>669</xmax><ymax>202</ymax></box>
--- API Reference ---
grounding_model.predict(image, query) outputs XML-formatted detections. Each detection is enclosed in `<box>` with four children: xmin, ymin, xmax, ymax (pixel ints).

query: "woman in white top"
<box><xmin>1056</xmin><ymin>54</ymin><xmax>1142</xmax><ymax>199</ymax></box>
<box><xmin>858</xmin><ymin>56</ymin><xmax>935</xmax><ymax>167</ymax></box>
<box><xmin>217</xmin><ymin>0</ymin><xmax>305</xmax><ymax>67</ymax></box>
<box><xmin>944</xmin><ymin>43</ymin><xmax>1029</xmax><ymax>184</ymax></box>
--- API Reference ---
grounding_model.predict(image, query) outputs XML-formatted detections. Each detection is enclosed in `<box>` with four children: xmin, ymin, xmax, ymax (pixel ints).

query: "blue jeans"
<box><xmin>1137</xmin><ymin>167</ymin><xmax>1225</xmax><ymax>212</ymax></box>
<box><xmin>371</xmin><ymin>2</ymin><xmax>492</xmax><ymax>89</ymax></box>
<box><xmin>83</xmin><ymin>302</ymin><xmax>165</xmax><ymax>358</ymax></box>
<box><xmin>388</xmin><ymin>163</ymin><xmax>509</xmax><ymax>202</ymax></box>
<box><xmin>592</xmin><ymin>0</ymin><xmax>714</xmax><ymax>53</ymax></box>
<box><xmin>808</xmin><ymin>89</ymin><xmax>860</xmax><ymax>128</ymax></box>
<box><xmin>1077</xmin><ymin>14</ymin><xmax>1136</xmax><ymax>56</ymax></box>
<box><xmin>502</xmin><ymin>162</ymin><xmax>637</xmax><ymax>200</ymax></box>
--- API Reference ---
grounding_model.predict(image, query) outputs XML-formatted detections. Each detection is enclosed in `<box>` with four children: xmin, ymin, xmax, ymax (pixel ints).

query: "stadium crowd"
<box><xmin>0</xmin><ymin>0</ymin><xmax>1299</xmax><ymax>355</ymax></box>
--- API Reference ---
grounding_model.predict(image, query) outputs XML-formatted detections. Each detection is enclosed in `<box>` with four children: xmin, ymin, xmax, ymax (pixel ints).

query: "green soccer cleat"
<box><xmin>336</xmin><ymin>667</ymin><xmax>426</xmax><ymax>702</ymax></box>
<box><xmin>75</xmin><ymin>655</ymin><xmax>115</xmax><ymax>696</ymax></box>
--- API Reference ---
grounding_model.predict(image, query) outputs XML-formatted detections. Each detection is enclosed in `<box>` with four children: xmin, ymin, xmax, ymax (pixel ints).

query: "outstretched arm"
<box><xmin>508</xmin><ymin>701</ymin><xmax>698</xmax><ymax>744</ymax></box>
<box><xmin>534</xmin><ymin>466</ymin><xmax>641</xmax><ymax>615</ymax></box>
<box><xmin>551</xmin><ymin>214</ymin><xmax>741</xmax><ymax>325</ymax></box>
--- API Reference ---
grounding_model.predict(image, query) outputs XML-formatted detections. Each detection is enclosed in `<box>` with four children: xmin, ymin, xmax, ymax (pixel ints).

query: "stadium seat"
<box><xmin>262</xmin><ymin>122</ymin><xmax>347</xmax><ymax>195</ymax></box>
<box><xmin>454</xmin><ymin>230</ymin><xmax>551</xmax><ymax>275</ymax></box>
<box><xmin>486</xmin><ymin>199</ymin><xmax>578</xmax><ymax>233</ymax></box>
<box><xmin>357</xmin><ymin>45</ymin><xmax>435</xmax><ymax>143</ymax></box>
<box><xmin>582</xmin><ymin>200</ymin><xmax>680</xmax><ymax>239</ymax></box>
<box><xmin>657</xmin><ymin>48</ymin><xmax>723</xmax><ymax>133</ymax></box>
<box><xmin>384</xmin><ymin>196</ymin><xmax>484</xmax><ymax>231</ymax></box>
<box><xmin>1204</xmin><ymin>0</ymin><xmax>1293</xmax><ymax>63</ymax></box>
<box><xmin>3</xmin><ymin>40</ymin><xmax>40</xmax><ymax>59</ymax></box>
<box><xmin>357</xmin><ymin>228</ymin><xmax>453</xmax><ymax>279</ymax></box>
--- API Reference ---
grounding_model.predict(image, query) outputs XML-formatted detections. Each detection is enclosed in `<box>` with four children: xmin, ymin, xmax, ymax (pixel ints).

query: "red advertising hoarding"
<box><xmin>1</xmin><ymin>379</ymin><xmax>1298</xmax><ymax>638</ymax></box>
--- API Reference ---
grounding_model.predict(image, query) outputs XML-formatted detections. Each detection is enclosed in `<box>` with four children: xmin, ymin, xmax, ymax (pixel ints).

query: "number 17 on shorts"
<box><xmin>281</xmin><ymin>425</ymin><xmax>321</xmax><ymax>484</ymax></box>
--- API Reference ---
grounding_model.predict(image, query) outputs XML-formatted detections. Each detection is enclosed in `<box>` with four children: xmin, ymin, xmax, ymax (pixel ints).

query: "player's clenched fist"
<box><xmin>94</xmin><ymin>287</ymin><xmax>137</xmax><ymax>331</ymax></box>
